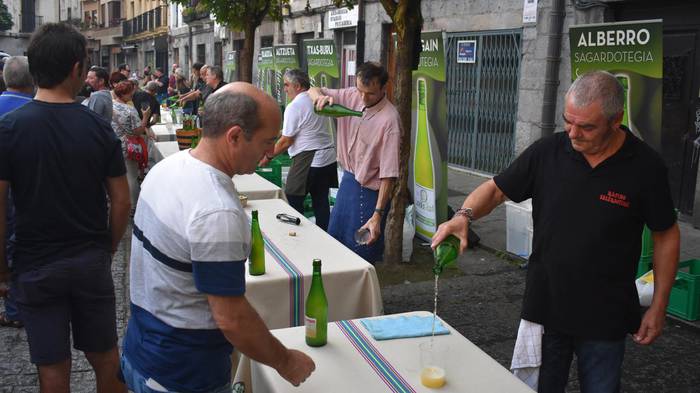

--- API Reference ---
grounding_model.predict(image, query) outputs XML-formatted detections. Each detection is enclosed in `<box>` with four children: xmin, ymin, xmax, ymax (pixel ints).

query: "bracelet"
<box><xmin>454</xmin><ymin>207</ymin><xmax>474</xmax><ymax>223</ymax></box>
<box><xmin>265</xmin><ymin>154</ymin><xmax>275</xmax><ymax>160</ymax></box>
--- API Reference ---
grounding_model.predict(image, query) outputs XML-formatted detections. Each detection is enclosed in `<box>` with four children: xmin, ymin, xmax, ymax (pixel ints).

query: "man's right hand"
<box><xmin>314</xmin><ymin>95</ymin><xmax>334</xmax><ymax>112</ymax></box>
<box><xmin>276</xmin><ymin>349</ymin><xmax>315</xmax><ymax>386</ymax></box>
<box><xmin>431</xmin><ymin>215</ymin><xmax>469</xmax><ymax>254</ymax></box>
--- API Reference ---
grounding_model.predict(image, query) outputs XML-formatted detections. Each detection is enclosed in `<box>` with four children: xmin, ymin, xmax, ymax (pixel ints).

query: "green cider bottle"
<box><xmin>314</xmin><ymin>103</ymin><xmax>363</xmax><ymax>118</ymax></box>
<box><xmin>432</xmin><ymin>235</ymin><xmax>460</xmax><ymax>276</ymax></box>
<box><xmin>249</xmin><ymin>210</ymin><xmax>266</xmax><ymax>276</ymax></box>
<box><xmin>305</xmin><ymin>259</ymin><xmax>328</xmax><ymax>347</ymax></box>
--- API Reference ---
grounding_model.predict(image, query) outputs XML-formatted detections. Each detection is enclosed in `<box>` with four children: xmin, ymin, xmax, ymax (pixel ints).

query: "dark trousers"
<box><xmin>538</xmin><ymin>330</ymin><xmax>625</xmax><ymax>393</ymax></box>
<box><xmin>286</xmin><ymin>162</ymin><xmax>337</xmax><ymax>231</ymax></box>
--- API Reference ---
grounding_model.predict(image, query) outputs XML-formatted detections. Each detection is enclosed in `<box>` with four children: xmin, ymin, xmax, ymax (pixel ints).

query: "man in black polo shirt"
<box><xmin>432</xmin><ymin>71</ymin><xmax>679</xmax><ymax>393</ymax></box>
<box><xmin>203</xmin><ymin>65</ymin><xmax>226</xmax><ymax>103</ymax></box>
<box><xmin>0</xmin><ymin>23</ymin><xmax>130</xmax><ymax>392</ymax></box>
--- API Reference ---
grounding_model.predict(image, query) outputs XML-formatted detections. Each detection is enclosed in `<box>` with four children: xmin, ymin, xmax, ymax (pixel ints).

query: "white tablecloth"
<box><xmin>251</xmin><ymin>311</ymin><xmax>534</xmax><ymax>393</ymax></box>
<box><xmin>150</xmin><ymin>123</ymin><xmax>180</xmax><ymax>142</ymax></box>
<box><xmin>152</xmin><ymin>141</ymin><xmax>180</xmax><ymax>163</ymax></box>
<box><xmin>233</xmin><ymin>174</ymin><xmax>286</xmax><ymax>201</ymax></box>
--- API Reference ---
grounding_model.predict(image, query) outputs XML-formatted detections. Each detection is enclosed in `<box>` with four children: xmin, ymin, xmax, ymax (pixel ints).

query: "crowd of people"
<box><xmin>0</xmin><ymin>19</ymin><xmax>681</xmax><ymax>393</ymax></box>
<box><xmin>0</xmin><ymin>21</ymin><xmax>403</xmax><ymax>393</ymax></box>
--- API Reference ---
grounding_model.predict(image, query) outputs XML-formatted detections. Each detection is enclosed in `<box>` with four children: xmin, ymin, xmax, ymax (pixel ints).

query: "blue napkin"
<box><xmin>360</xmin><ymin>315</ymin><xmax>450</xmax><ymax>341</ymax></box>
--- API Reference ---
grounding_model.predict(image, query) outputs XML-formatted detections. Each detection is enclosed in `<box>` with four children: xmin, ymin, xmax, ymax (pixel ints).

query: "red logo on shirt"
<box><xmin>599</xmin><ymin>190</ymin><xmax>630</xmax><ymax>208</ymax></box>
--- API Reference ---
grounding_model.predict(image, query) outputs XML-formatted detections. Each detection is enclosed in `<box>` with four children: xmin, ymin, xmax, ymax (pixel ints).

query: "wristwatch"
<box><xmin>265</xmin><ymin>154</ymin><xmax>275</xmax><ymax>160</ymax></box>
<box><xmin>455</xmin><ymin>207</ymin><xmax>474</xmax><ymax>223</ymax></box>
<box><xmin>374</xmin><ymin>208</ymin><xmax>384</xmax><ymax>216</ymax></box>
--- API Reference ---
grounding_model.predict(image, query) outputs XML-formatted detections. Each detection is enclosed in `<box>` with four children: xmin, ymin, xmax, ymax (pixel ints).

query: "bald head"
<box><xmin>202</xmin><ymin>82</ymin><xmax>281</xmax><ymax>140</ymax></box>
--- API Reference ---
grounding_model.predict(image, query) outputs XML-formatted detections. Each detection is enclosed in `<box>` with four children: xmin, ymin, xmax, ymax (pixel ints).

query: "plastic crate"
<box><xmin>636</xmin><ymin>255</ymin><xmax>653</xmax><ymax>279</ymax></box>
<box><xmin>667</xmin><ymin>259</ymin><xmax>700</xmax><ymax>321</ymax></box>
<box><xmin>505</xmin><ymin>199</ymin><xmax>533</xmax><ymax>259</ymax></box>
<box><xmin>255</xmin><ymin>161</ymin><xmax>282</xmax><ymax>187</ymax></box>
<box><xmin>640</xmin><ymin>225</ymin><xmax>653</xmax><ymax>257</ymax></box>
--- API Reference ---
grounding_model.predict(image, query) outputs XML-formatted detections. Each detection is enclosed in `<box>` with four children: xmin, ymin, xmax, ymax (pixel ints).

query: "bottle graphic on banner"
<box><xmin>615</xmin><ymin>73</ymin><xmax>630</xmax><ymax>129</ymax></box>
<box><xmin>414</xmin><ymin>78</ymin><xmax>437</xmax><ymax>238</ymax></box>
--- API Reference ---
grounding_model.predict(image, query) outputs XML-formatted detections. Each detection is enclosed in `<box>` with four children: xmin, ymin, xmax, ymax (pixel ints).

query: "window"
<box><xmin>197</xmin><ymin>44</ymin><xmax>206</xmax><ymax>65</ymax></box>
<box><xmin>260</xmin><ymin>36</ymin><xmax>273</xmax><ymax>48</ymax></box>
<box><xmin>214</xmin><ymin>42</ymin><xmax>222</xmax><ymax>67</ymax></box>
<box><xmin>173</xmin><ymin>47</ymin><xmax>180</xmax><ymax>67</ymax></box>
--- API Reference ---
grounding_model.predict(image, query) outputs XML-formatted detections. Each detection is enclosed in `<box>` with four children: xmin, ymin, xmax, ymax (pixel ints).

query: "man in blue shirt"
<box><xmin>0</xmin><ymin>24</ymin><xmax>131</xmax><ymax>392</ymax></box>
<box><xmin>0</xmin><ymin>55</ymin><xmax>33</xmax><ymax>329</ymax></box>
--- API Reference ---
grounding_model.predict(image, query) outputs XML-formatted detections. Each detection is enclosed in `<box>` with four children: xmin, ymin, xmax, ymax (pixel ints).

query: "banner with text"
<box><xmin>224</xmin><ymin>51</ymin><xmax>238</xmax><ymax>83</ymax></box>
<box><xmin>304</xmin><ymin>39</ymin><xmax>340</xmax><ymax>142</ymax></box>
<box><xmin>273</xmin><ymin>45</ymin><xmax>299</xmax><ymax>108</ymax></box>
<box><xmin>411</xmin><ymin>31</ymin><xmax>448</xmax><ymax>241</ymax></box>
<box><xmin>570</xmin><ymin>20</ymin><xmax>663</xmax><ymax>150</ymax></box>
<box><xmin>256</xmin><ymin>47</ymin><xmax>275</xmax><ymax>98</ymax></box>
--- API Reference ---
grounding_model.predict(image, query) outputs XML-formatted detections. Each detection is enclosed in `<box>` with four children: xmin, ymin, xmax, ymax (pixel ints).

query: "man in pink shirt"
<box><xmin>308</xmin><ymin>62</ymin><xmax>400</xmax><ymax>263</ymax></box>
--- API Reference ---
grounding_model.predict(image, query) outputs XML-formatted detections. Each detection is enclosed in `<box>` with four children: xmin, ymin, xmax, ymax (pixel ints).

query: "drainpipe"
<box><xmin>540</xmin><ymin>0</ymin><xmax>566</xmax><ymax>137</ymax></box>
<box><xmin>356</xmin><ymin>0</ymin><xmax>365</xmax><ymax>64</ymax></box>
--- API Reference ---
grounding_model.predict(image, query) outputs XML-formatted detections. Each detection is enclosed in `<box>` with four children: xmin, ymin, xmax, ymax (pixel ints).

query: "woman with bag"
<box><xmin>111</xmin><ymin>81</ymin><xmax>150</xmax><ymax>213</ymax></box>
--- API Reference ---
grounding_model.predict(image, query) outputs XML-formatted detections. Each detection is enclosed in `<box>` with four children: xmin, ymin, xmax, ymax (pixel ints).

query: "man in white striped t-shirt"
<box><xmin>122</xmin><ymin>82</ymin><xmax>315</xmax><ymax>393</ymax></box>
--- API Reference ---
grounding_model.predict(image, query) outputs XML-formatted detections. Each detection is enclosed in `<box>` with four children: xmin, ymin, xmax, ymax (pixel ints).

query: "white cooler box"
<box><xmin>505</xmin><ymin>199</ymin><xmax>533</xmax><ymax>259</ymax></box>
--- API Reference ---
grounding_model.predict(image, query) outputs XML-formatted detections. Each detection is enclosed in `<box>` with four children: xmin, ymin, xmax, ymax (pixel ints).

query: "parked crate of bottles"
<box><xmin>667</xmin><ymin>259</ymin><xmax>700</xmax><ymax>321</ymax></box>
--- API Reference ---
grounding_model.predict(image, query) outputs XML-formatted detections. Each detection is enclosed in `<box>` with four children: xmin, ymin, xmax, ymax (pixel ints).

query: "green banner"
<box><xmin>273</xmin><ymin>45</ymin><xmax>300</xmax><ymax>108</ymax></box>
<box><xmin>411</xmin><ymin>31</ymin><xmax>448</xmax><ymax>241</ymax></box>
<box><xmin>224</xmin><ymin>51</ymin><xmax>238</xmax><ymax>83</ymax></box>
<box><xmin>303</xmin><ymin>39</ymin><xmax>340</xmax><ymax>89</ymax></box>
<box><xmin>304</xmin><ymin>39</ymin><xmax>340</xmax><ymax>143</ymax></box>
<box><xmin>570</xmin><ymin>20</ymin><xmax>663</xmax><ymax>150</ymax></box>
<box><xmin>256</xmin><ymin>47</ymin><xmax>275</xmax><ymax>97</ymax></box>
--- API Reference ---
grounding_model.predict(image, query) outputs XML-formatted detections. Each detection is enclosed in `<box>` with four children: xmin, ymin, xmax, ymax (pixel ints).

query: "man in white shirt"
<box><xmin>259</xmin><ymin>69</ymin><xmax>337</xmax><ymax>230</ymax></box>
<box><xmin>121</xmin><ymin>82</ymin><xmax>315</xmax><ymax>392</ymax></box>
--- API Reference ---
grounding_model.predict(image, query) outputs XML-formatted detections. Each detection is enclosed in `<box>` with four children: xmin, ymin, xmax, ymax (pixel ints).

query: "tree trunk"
<box><xmin>239</xmin><ymin>23</ymin><xmax>257</xmax><ymax>83</ymax></box>
<box><xmin>382</xmin><ymin>0</ymin><xmax>423</xmax><ymax>264</ymax></box>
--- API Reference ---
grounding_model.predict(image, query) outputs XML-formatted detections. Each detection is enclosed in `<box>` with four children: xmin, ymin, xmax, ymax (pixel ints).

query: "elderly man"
<box><xmin>83</xmin><ymin>65</ymin><xmax>112</xmax><ymax>121</ymax></box>
<box><xmin>203</xmin><ymin>65</ymin><xmax>226</xmax><ymax>102</ymax></box>
<box><xmin>433</xmin><ymin>71</ymin><xmax>680</xmax><ymax>393</ymax></box>
<box><xmin>0</xmin><ymin>23</ymin><xmax>130</xmax><ymax>392</ymax></box>
<box><xmin>259</xmin><ymin>69</ymin><xmax>337</xmax><ymax>230</ymax></box>
<box><xmin>308</xmin><ymin>62</ymin><xmax>400</xmax><ymax>263</ymax></box>
<box><xmin>0</xmin><ymin>56</ymin><xmax>33</xmax><ymax>330</ymax></box>
<box><xmin>121</xmin><ymin>82</ymin><xmax>315</xmax><ymax>392</ymax></box>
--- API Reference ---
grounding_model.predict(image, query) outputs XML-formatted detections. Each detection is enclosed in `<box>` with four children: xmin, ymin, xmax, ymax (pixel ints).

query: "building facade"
<box><xmin>244</xmin><ymin>0</ymin><xmax>699</xmax><ymax>221</ymax></box>
<box><xmin>0</xmin><ymin>0</ymin><xmax>80</xmax><ymax>55</ymax></box>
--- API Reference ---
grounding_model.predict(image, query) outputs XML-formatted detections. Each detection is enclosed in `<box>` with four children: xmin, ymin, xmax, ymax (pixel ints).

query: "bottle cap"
<box><xmin>312</xmin><ymin>258</ymin><xmax>322</xmax><ymax>267</ymax></box>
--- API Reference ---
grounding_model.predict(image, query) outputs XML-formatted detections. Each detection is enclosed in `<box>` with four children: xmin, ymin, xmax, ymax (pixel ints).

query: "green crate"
<box><xmin>255</xmin><ymin>161</ymin><xmax>282</xmax><ymax>187</ymax></box>
<box><xmin>301</xmin><ymin>194</ymin><xmax>336</xmax><ymax>219</ymax></box>
<box><xmin>640</xmin><ymin>225</ymin><xmax>653</xmax><ymax>257</ymax></box>
<box><xmin>667</xmin><ymin>259</ymin><xmax>700</xmax><ymax>321</ymax></box>
<box><xmin>636</xmin><ymin>255</ymin><xmax>653</xmax><ymax>279</ymax></box>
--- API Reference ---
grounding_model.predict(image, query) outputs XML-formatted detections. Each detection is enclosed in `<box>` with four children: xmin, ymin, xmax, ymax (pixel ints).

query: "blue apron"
<box><xmin>328</xmin><ymin>171</ymin><xmax>388</xmax><ymax>264</ymax></box>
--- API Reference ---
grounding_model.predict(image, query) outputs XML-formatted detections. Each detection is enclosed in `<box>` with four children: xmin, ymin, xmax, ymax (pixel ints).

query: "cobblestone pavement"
<box><xmin>0</xmin><ymin>227</ymin><xmax>131</xmax><ymax>393</ymax></box>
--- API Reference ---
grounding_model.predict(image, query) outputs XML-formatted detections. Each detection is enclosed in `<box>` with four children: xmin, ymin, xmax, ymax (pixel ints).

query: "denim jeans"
<box><xmin>3</xmin><ymin>290</ymin><xmax>20</xmax><ymax>321</ymax></box>
<box><xmin>538</xmin><ymin>330</ymin><xmax>625</xmax><ymax>393</ymax></box>
<box><xmin>120</xmin><ymin>354</ymin><xmax>232</xmax><ymax>393</ymax></box>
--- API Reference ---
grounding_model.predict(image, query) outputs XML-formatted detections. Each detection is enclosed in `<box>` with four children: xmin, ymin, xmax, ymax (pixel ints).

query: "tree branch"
<box><xmin>378</xmin><ymin>0</ymin><xmax>397</xmax><ymax>17</ymax></box>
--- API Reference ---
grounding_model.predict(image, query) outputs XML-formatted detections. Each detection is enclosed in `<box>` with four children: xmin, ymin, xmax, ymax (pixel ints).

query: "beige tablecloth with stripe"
<box><xmin>233</xmin><ymin>198</ymin><xmax>383</xmax><ymax>390</ymax></box>
<box><xmin>251</xmin><ymin>311</ymin><xmax>534</xmax><ymax>393</ymax></box>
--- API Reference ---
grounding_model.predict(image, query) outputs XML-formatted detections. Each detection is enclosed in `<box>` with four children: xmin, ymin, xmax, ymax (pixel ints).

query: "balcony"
<box><xmin>19</xmin><ymin>14</ymin><xmax>43</xmax><ymax>33</ymax></box>
<box><xmin>122</xmin><ymin>6</ymin><xmax>168</xmax><ymax>39</ymax></box>
<box><xmin>182</xmin><ymin>0</ymin><xmax>210</xmax><ymax>24</ymax></box>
